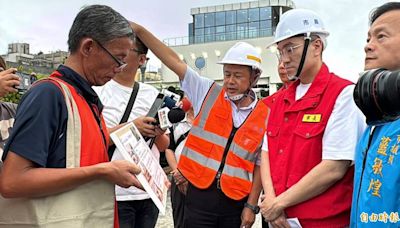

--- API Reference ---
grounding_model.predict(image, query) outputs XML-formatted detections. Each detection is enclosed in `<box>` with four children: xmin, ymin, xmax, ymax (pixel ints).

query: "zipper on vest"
<box><xmin>216</xmin><ymin>127</ymin><xmax>238</xmax><ymax>189</ymax></box>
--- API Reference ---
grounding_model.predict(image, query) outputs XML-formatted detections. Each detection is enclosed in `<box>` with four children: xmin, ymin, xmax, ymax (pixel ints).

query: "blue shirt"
<box><xmin>351</xmin><ymin>119</ymin><xmax>400</xmax><ymax>227</ymax></box>
<box><xmin>2</xmin><ymin>65</ymin><xmax>103</xmax><ymax>168</ymax></box>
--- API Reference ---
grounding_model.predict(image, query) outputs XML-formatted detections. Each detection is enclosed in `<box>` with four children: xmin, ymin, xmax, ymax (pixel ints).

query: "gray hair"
<box><xmin>68</xmin><ymin>5</ymin><xmax>134</xmax><ymax>53</ymax></box>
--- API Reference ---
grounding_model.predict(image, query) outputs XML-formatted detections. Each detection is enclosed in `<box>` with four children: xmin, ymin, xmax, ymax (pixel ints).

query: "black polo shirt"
<box><xmin>2</xmin><ymin>65</ymin><xmax>104</xmax><ymax>168</ymax></box>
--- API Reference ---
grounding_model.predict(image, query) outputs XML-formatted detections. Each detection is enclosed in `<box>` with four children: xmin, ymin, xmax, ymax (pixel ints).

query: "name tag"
<box><xmin>302</xmin><ymin>114</ymin><xmax>321</xmax><ymax>123</ymax></box>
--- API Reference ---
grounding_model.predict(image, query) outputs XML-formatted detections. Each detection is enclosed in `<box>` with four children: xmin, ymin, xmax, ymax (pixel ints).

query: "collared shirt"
<box><xmin>180</xmin><ymin>66</ymin><xmax>262</xmax><ymax>165</ymax></box>
<box><xmin>181</xmin><ymin>66</ymin><xmax>259</xmax><ymax>128</ymax></box>
<box><xmin>263</xmin><ymin>76</ymin><xmax>366</xmax><ymax>161</ymax></box>
<box><xmin>59</xmin><ymin>65</ymin><xmax>103</xmax><ymax>113</ymax></box>
<box><xmin>2</xmin><ymin>65</ymin><xmax>103</xmax><ymax>168</ymax></box>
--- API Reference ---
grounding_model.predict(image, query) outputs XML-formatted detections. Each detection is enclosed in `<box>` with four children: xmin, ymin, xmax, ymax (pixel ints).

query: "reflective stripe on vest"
<box><xmin>179</xmin><ymin>83</ymin><xmax>267</xmax><ymax>200</ymax></box>
<box><xmin>186</xmin><ymin>84</ymin><xmax>257</xmax><ymax>162</ymax></box>
<box><xmin>183</xmin><ymin>146</ymin><xmax>250</xmax><ymax>181</ymax></box>
<box><xmin>189</xmin><ymin>126</ymin><xmax>257</xmax><ymax>162</ymax></box>
<box><xmin>197</xmin><ymin>83</ymin><xmax>221</xmax><ymax>128</ymax></box>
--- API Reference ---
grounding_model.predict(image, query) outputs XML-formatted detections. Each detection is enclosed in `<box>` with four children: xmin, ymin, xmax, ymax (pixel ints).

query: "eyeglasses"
<box><xmin>94</xmin><ymin>39</ymin><xmax>127</xmax><ymax>71</ymax></box>
<box><xmin>276</xmin><ymin>44</ymin><xmax>303</xmax><ymax>60</ymax></box>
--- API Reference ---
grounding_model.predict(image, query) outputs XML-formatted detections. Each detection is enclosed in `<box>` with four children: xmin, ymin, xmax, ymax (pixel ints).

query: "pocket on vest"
<box><xmin>293</xmin><ymin>123</ymin><xmax>325</xmax><ymax>139</ymax></box>
<box><xmin>238</xmin><ymin>134</ymin><xmax>260</xmax><ymax>156</ymax></box>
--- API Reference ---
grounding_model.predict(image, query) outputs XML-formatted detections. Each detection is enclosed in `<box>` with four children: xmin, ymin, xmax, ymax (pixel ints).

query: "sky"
<box><xmin>0</xmin><ymin>0</ymin><xmax>391</xmax><ymax>81</ymax></box>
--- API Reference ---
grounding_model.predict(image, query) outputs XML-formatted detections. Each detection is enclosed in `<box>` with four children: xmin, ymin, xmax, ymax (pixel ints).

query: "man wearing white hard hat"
<box><xmin>259</xmin><ymin>9</ymin><xmax>366</xmax><ymax>228</ymax></box>
<box><xmin>132</xmin><ymin>22</ymin><xmax>269</xmax><ymax>228</ymax></box>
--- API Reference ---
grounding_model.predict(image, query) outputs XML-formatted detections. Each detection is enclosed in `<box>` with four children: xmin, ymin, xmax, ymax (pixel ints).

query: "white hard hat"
<box><xmin>218</xmin><ymin>42</ymin><xmax>262</xmax><ymax>74</ymax></box>
<box><xmin>219</xmin><ymin>42</ymin><xmax>263</xmax><ymax>88</ymax></box>
<box><xmin>267</xmin><ymin>9</ymin><xmax>329</xmax><ymax>48</ymax></box>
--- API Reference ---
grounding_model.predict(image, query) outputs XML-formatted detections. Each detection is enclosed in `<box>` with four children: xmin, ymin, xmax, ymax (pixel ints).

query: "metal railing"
<box><xmin>163</xmin><ymin>28</ymin><xmax>273</xmax><ymax>47</ymax></box>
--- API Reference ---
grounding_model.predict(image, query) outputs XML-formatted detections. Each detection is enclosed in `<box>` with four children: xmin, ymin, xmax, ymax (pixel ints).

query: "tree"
<box><xmin>1</xmin><ymin>92</ymin><xmax>23</xmax><ymax>104</ymax></box>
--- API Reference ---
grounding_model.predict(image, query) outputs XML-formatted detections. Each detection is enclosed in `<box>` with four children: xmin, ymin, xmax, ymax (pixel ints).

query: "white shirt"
<box><xmin>295</xmin><ymin>82</ymin><xmax>312</xmax><ymax>101</ymax></box>
<box><xmin>181</xmin><ymin>66</ymin><xmax>262</xmax><ymax>165</ymax></box>
<box><xmin>93</xmin><ymin>80</ymin><xmax>160</xmax><ymax>201</ymax></box>
<box><xmin>171</xmin><ymin>120</ymin><xmax>192</xmax><ymax>162</ymax></box>
<box><xmin>262</xmin><ymin>84</ymin><xmax>366</xmax><ymax>161</ymax></box>
<box><xmin>181</xmin><ymin>66</ymin><xmax>259</xmax><ymax>127</ymax></box>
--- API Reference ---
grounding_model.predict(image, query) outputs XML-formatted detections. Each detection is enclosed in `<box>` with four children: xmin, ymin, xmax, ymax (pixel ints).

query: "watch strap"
<box><xmin>244</xmin><ymin>202</ymin><xmax>260</xmax><ymax>214</ymax></box>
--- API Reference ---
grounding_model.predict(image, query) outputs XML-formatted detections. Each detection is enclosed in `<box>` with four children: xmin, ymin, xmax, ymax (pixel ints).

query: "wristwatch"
<box><xmin>244</xmin><ymin>202</ymin><xmax>260</xmax><ymax>214</ymax></box>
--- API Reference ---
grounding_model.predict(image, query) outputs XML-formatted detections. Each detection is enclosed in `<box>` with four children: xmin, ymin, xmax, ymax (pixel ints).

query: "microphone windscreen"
<box><xmin>181</xmin><ymin>98</ymin><xmax>192</xmax><ymax>112</ymax></box>
<box><xmin>167</xmin><ymin>108</ymin><xmax>186</xmax><ymax>123</ymax></box>
<box><xmin>163</xmin><ymin>96</ymin><xmax>177</xmax><ymax>109</ymax></box>
<box><xmin>167</xmin><ymin>86</ymin><xmax>176</xmax><ymax>93</ymax></box>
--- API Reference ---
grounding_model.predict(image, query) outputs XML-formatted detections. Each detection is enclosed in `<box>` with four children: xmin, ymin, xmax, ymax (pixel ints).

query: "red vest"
<box><xmin>263</xmin><ymin>86</ymin><xmax>286</xmax><ymax>109</ymax></box>
<box><xmin>178</xmin><ymin>83</ymin><xmax>269</xmax><ymax>200</ymax></box>
<box><xmin>266</xmin><ymin>64</ymin><xmax>353</xmax><ymax>227</ymax></box>
<box><xmin>49</xmin><ymin>72</ymin><xmax>110</xmax><ymax>165</ymax></box>
<box><xmin>49</xmin><ymin>72</ymin><xmax>117</xmax><ymax>227</ymax></box>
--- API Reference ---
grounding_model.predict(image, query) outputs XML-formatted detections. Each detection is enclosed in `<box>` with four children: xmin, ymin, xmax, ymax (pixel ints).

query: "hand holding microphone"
<box><xmin>143</xmin><ymin>93</ymin><xmax>189</xmax><ymax>147</ymax></box>
<box><xmin>132</xmin><ymin>116</ymin><xmax>159</xmax><ymax>138</ymax></box>
<box><xmin>145</xmin><ymin>94</ymin><xmax>188</xmax><ymax>130</ymax></box>
<box><xmin>130</xmin><ymin>94</ymin><xmax>181</xmax><ymax>138</ymax></box>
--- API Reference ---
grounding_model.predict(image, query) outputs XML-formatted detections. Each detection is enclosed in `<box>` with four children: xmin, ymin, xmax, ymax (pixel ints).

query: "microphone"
<box><xmin>168</xmin><ymin>108</ymin><xmax>186</xmax><ymax>124</ymax></box>
<box><xmin>180</xmin><ymin>98</ymin><xmax>192</xmax><ymax>112</ymax></box>
<box><xmin>145</xmin><ymin>93</ymin><xmax>188</xmax><ymax>148</ymax></box>
<box><xmin>166</xmin><ymin>86</ymin><xmax>176</xmax><ymax>93</ymax></box>
<box><xmin>162</xmin><ymin>89</ymin><xmax>181</xmax><ymax>104</ymax></box>
<box><xmin>158</xmin><ymin>107</ymin><xmax>186</xmax><ymax>130</ymax></box>
<box><xmin>146</xmin><ymin>93</ymin><xmax>183</xmax><ymax>129</ymax></box>
<box><xmin>148</xmin><ymin>108</ymin><xmax>188</xmax><ymax>149</ymax></box>
<box><xmin>163</xmin><ymin>96</ymin><xmax>176</xmax><ymax>109</ymax></box>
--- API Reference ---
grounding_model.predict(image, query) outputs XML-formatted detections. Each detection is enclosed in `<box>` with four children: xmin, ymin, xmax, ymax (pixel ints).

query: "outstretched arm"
<box><xmin>130</xmin><ymin>22</ymin><xmax>187</xmax><ymax>80</ymax></box>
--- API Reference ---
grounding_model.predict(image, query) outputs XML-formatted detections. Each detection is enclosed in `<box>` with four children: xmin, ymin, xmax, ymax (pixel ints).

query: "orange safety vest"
<box><xmin>178</xmin><ymin>83</ymin><xmax>268</xmax><ymax>200</ymax></box>
<box><xmin>0</xmin><ymin>72</ymin><xmax>116</xmax><ymax>228</ymax></box>
<box><xmin>49</xmin><ymin>73</ymin><xmax>118</xmax><ymax>227</ymax></box>
<box><xmin>49</xmin><ymin>72</ymin><xmax>110</xmax><ymax>166</ymax></box>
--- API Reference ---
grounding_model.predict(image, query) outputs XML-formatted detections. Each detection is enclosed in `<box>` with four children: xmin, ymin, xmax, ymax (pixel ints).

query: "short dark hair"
<box><xmin>68</xmin><ymin>5</ymin><xmax>134</xmax><ymax>53</ymax></box>
<box><xmin>370</xmin><ymin>2</ymin><xmax>400</xmax><ymax>25</ymax></box>
<box><xmin>135</xmin><ymin>37</ymin><xmax>149</xmax><ymax>55</ymax></box>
